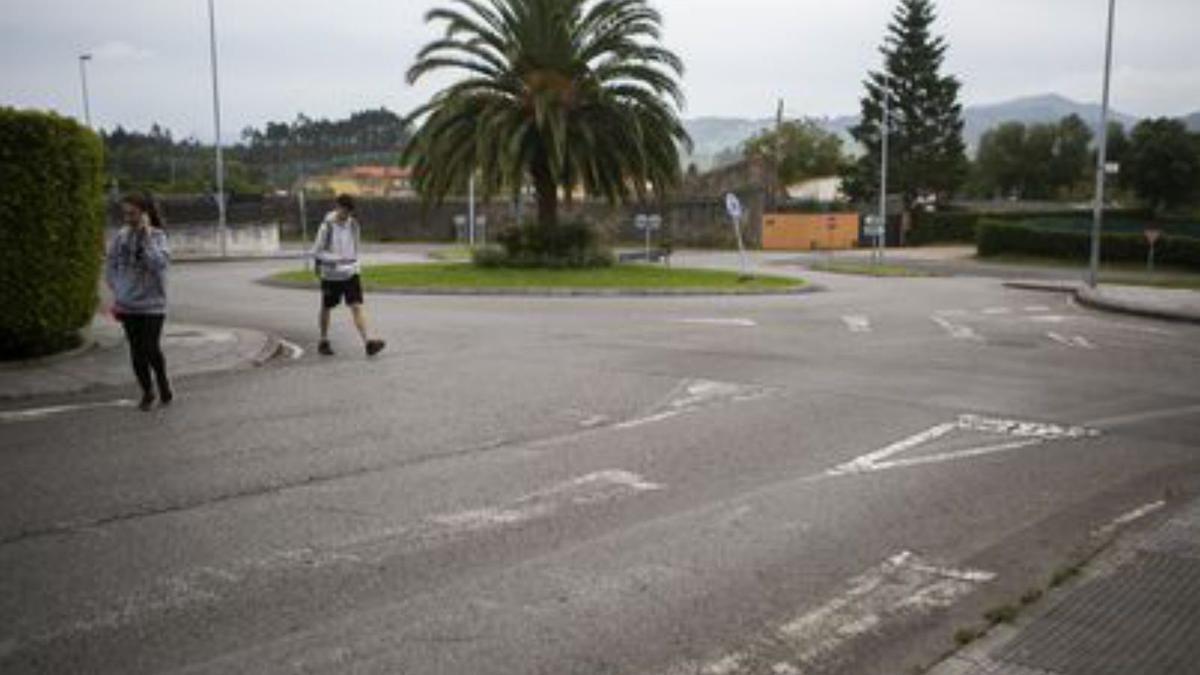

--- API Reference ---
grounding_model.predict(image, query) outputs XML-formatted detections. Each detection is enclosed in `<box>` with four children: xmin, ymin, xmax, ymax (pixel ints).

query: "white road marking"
<box><xmin>18</xmin><ymin>469</ymin><xmax>665</xmax><ymax>651</ymax></box>
<box><xmin>1024</xmin><ymin>305</ymin><xmax>1051</xmax><ymax>312</ymax></box>
<box><xmin>1047</xmin><ymin>332</ymin><xmax>1097</xmax><ymax>349</ymax></box>
<box><xmin>615</xmin><ymin>379</ymin><xmax>771</xmax><ymax>430</ymax></box>
<box><xmin>1093</xmin><ymin>500</ymin><xmax>1167</xmax><ymax>539</ymax></box>
<box><xmin>279</xmin><ymin>339</ymin><xmax>304</xmax><ymax>359</ymax></box>
<box><xmin>675</xmin><ymin>318</ymin><xmax>758</xmax><ymax>327</ymax></box>
<box><xmin>936</xmin><ymin>309</ymin><xmax>968</xmax><ymax>317</ymax></box>
<box><xmin>829</xmin><ymin>414</ymin><xmax>1099</xmax><ymax>476</ymax></box>
<box><xmin>982</xmin><ymin>307</ymin><xmax>1011</xmax><ymax>315</ymax></box>
<box><xmin>1047</xmin><ymin>331</ymin><xmax>1072</xmax><ymax>346</ymax></box>
<box><xmin>1085</xmin><ymin>403</ymin><xmax>1200</xmax><ymax>429</ymax></box>
<box><xmin>931</xmin><ymin>315</ymin><xmax>982</xmax><ymax>341</ymax></box>
<box><xmin>0</xmin><ymin>399</ymin><xmax>135</xmax><ymax>423</ymax></box>
<box><xmin>672</xmin><ymin>551</ymin><xmax>994</xmax><ymax>675</ymax></box>
<box><xmin>1029</xmin><ymin>315</ymin><xmax>1071</xmax><ymax>323</ymax></box>
<box><xmin>841</xmin><ymin>315</ymin><xmax>872</xmax><ymax>333</ymax></box>
<box><xmin>578</xmin><ymin>415</ymin><xmax>609</xmax><ymax>429</ymax></box>
<box><xmin>1072</xmin><ymin>335</ymin><xmax>1096</xmax><ymax>349</ymax></box>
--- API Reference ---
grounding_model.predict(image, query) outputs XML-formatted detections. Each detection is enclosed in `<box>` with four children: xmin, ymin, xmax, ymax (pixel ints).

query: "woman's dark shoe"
<box><xmin>159</xmin><ymin>387</ymin><xmax>174</xmax><ymax>406</ymax></box>
<box><xmin>318</xmin><ymin>340</ymin><xmax>335</xmax><ymax>356</ymax></box>
<box><xmin>138</xmin><ymin>392</ymin><xmax>155</xmax><ymax>411</ymax></box>
<box><xmin>365</xmin><ymin>339</ymin><xmax>386</xmax><ymax>357</ymax></box>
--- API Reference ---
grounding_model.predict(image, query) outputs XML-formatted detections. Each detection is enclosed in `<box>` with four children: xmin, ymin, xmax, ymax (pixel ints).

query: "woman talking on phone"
<box><xmin>105</xmin><ymin>193</ymin><xmax>173</xmax><ymax>411</ymax></box>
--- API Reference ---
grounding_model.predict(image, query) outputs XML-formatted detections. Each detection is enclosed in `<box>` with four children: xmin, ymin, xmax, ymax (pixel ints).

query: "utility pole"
<box><xmin>207</xmin><ymin>0</ymin><xmax>228</xmax><ymax>257</ymax></box>
<box><xmin>78</xmin><ymin>54</ymin><xmax>93</xmax><ymax>129</ymax></box>
<box><xmin>1088</xmin><ymin>0</ymin><xmax>1117</xmax><ymax>289</ymax></box>
<box><xmin>878</xmin><ymin>71</ymin><xmax>891</xmax><ymax>263</ymax></box>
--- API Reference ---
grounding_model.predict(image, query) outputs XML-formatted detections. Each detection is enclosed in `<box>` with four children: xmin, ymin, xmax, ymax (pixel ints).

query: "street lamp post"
<box><xmin>207</xmin><ymin>0</ymin><xmax>228</xmax><ymax>257</ymax></box>
<box><xmin>877</xmin><ymin>71</ymin><xmax>890</xmax><ymax>264</ymax></box>
<box><xmin>78</xmin><ymin>54</ymin><xmax>93</xmax><ymax>129</ymax></box>
<box><xmin>1088</xmin><ymin>0</ymin><xmax>1117</xmax><ymax>288</ymax></box>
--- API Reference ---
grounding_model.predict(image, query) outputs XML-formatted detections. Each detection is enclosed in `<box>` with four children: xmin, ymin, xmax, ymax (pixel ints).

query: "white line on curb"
<box><xmin>675</xmin><ymin>318</ymin><xmax>758</xmax><ymax>327</ymax></box>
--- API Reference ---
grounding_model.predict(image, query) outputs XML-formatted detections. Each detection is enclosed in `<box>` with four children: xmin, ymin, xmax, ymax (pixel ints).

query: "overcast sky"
<box><xmin>2</xmin><ymin>0</ymin><xmax>1197</xmax><ymax>140</ymax></box>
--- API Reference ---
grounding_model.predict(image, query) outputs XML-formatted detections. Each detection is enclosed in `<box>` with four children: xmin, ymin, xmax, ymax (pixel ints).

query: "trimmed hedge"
<box><xmin>976</xmin><ymin>221</ymin><xmax>1200</xmax><ymax>270</ymax></box>
<box><xmin>0</xmin><ymin>108</ymin><xmax>105</xmax><ymax>359</ymax></box>
<box><xmin>908</xmin><ymin>208</ymin><xmax>1172</xmax><ymax>246</ymax></box>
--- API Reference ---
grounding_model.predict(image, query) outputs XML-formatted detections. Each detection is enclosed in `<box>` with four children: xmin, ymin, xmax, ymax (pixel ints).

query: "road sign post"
<box><xmin>1145</xmin><ymin>228</ymin><xmax>1161</xmax><ymax>273</ymax></box>
<box><xmin>725</xmin><ymin>193</ymin><xmax>751</xmax><ymax>278</ymax></box>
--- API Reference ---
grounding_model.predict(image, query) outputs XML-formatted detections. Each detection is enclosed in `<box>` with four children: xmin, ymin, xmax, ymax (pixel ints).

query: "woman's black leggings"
<box><xmin>121</xmin><ymin>314</ymin><xmax>169</xmax><ymax>395</ymax></box>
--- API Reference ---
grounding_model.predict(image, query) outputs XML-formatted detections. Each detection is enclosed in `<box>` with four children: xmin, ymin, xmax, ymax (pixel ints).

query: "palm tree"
<box><xmin>402</xmin><ymin>0</ymin><xmax>691</xmax><ymax>228</ymax></box>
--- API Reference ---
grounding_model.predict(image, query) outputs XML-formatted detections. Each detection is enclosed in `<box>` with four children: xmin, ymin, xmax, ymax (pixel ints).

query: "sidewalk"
<box><xmin>0</xmin><ymin>315</ymin><xmax>280</xmax><ymax>401</ymax></box>
<box><xmin>1004</xmin><ymin>280</ymin><xmax>1200</xmax><ymax>324</ymax></box>
<box><xmin>930</xmin><ymin>495</ymin><xmax>1200</xmax><ymax>674</ymax></box>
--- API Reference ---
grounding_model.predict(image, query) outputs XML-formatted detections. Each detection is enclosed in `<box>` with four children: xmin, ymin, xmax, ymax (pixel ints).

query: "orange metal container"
<box><xmin>762</xmin><ymin>213</ymin><xmax>860</xmax><ymax>251</ymax></box>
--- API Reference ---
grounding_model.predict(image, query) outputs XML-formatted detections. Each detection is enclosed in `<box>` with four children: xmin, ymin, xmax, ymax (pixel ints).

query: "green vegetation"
<box><xmin>0</xmin><ymin>108</ymin><xmax>105</xmax><ymax>359</ymax></box>
<box><xmin>972</xmin><ymin>115</ymin><xmax>1094</xmax><ymax>200</ymax></box>
<box><xmin>808</xmin><ymin>260</ymin><xmax>934</xmax><ymax>277</ymax></box>
<box><xmin>743</xmin><ymin>118</ymin><xmax>847</xmax><ymax>186</ymax></box>
<box><xmin>1125</xmin><ymin>118</ymin><xmax>1200</xmax><ymax>214</ymax></box>
<box><xmin>401</xmin><ymin>0</ymin><xmax>690</xmax><ymax>231</ymax></box>
<box><xmin>845</xmin><ymin>0</ymin><xmax>968</xmax><ymax>231</ymax></box>
<box><xmin>477</xmin><ymin>221</ymin><xmax>614</xmax><ymax>269</ymax></box>
<box><xmin>983</xmin><ymin>604</ymin><xmax>1019</xmax><ymax>625</ymax></box>
<box><xmin>274</xmin><ymin>263</ymin><xmax>802</xmax><ymax>292</ymax></box>
<box><xmin>977</xmin><ymin>221</ymin><xmax>1200</xmax><ymax>271</ymax></box>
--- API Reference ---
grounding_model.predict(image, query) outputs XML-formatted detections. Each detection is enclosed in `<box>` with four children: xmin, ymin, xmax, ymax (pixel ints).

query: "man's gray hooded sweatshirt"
<box><xmin>105</xmin><ymin>226</ymin><xmax>170</xmax><ymax>314</ymax></box>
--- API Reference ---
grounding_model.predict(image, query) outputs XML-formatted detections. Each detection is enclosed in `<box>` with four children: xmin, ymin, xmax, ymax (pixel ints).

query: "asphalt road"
<box><xmin>3</xmin><ymin>251</ymin><xmax>1199</xmax><ymax>674</ymax></box>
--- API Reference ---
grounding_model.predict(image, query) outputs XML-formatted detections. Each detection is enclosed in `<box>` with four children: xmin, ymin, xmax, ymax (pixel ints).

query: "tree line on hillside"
<box><xmin>101</xmin><ymin>108</ymin><xmax>410</xmax><ymax>194</ymax></box>
<box><xmin>723</xmin><ymin>0</ymin><xmax>1200</xmax><ymax>224</ymax></box>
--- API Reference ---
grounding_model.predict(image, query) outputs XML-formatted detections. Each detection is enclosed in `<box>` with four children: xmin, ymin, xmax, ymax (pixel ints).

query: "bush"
<box><xmin>909</xmin><ymin>208</ymin><xmax>1167</xmax><ymax>246</ymax></box>
<box><xmin>477</xmin><ymin>220</ymin><xmax>614</xmax><ymax>268</ymax></box>
<box><xmin>0</xmin><ymin>108</ymin><xmax>105</xmax><ymax>359</ymax></box>
<box><xmin>976</xmin><ymin>221</ymin><xmax>1200</xmax><ymax>270</ymax></box>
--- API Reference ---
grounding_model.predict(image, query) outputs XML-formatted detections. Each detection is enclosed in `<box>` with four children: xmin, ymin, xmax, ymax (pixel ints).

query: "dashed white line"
<box><xmin>1093</xmin><ymin>500</ymin><xmax>1167</xmax><ymax>539</ymax></box>
<box><xmin>675</xmin><ymin>318</ymin><xmax>758</xmax><ymax>327</ymax></box>
<box><xmin>982</xmin><ymin>307</ymin><xmax>1011</xmax><ymax>315</ymax></box>
<box><xmin>841</xmin><ymin>315</ymin><xmax>872</xmax><ymax>333</ymax></box>
<box><xmin>0</xmin><ymin>399</ymin><xmax>135</xmax><ymax>423</ymax></box>
<box><xmin>931</xmin><ymin>315</ymin><xmax>983</xmax><ymax>341</ymax></box>
<box><xmin>1024</xmin><ymin>305</ymin><xmax>1052</xmax><ymax>313</ymax></box>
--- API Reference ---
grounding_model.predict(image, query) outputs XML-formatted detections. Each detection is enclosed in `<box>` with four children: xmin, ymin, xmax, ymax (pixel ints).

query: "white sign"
<box><xmin>1105</xmin><ymin>162</ymin><xmax>1120</xmax><ymax>175</ymax></box>
<box><xmin>634</xmin><ymin>214</ymin><xmax>650</xmax><ymax>230</ymax></box>
<box><xmin>725</xmin><ymin>193</ymin><xmax>743</xmax><ymax>221</ymax></box>
<box><xmin>647</xmin><ymin>215</ymin><xmax>663</xmax><ymax>230</ymax></box>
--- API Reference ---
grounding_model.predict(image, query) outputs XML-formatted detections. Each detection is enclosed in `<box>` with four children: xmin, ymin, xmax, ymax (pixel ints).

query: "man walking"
<box><xmin>310</xmin><ymin>194</ymin><xmax>386</xmax><ymax>357</ymax></box>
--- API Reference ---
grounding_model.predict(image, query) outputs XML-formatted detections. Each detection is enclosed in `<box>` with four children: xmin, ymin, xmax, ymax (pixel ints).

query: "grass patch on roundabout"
<box><xmin>273</xmin><ymin>263</ymin><xmax>804</xmax><ymax>293</ymax></box>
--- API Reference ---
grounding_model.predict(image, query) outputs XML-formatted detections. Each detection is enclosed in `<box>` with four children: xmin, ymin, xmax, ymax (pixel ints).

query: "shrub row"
<box><xmin>976</xmin><ymin>221</ymin><xmax>1200</xmax><ymax>270</ymax></box>
<box><xmin>0</xmin><ymin>108</ymin><xmax>105</xmax><ymax>359</ymax></box>
<box><xmin>908</xmin><ymin>208</ymin><xmax>1173</xmax><ymax>245</ymax></box>
<box><xmin>473</xmin><ymin>220</ymin><xmax>614</xmax><ymax>269</ymax></box>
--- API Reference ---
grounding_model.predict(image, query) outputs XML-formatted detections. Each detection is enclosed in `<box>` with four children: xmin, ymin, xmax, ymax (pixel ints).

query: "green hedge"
<box><xmin>909</xmin><ymin>208</ymin><xmax>1165</xmax><ymax>246</ymax></box>
<box><xmin>0</xmin><ymin>108</ymin><xmax>105</xmax><ymax>359</ymax></box>
<box><xmin>976</xmin><ymin>221</ymin><xmax>1200</xmax><ymax>270</ymax></box>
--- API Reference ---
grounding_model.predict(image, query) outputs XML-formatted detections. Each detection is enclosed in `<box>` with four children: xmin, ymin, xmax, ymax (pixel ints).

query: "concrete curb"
<box><xmin>256</xmin><ymin>277</ymin><xmax>821</xmax><ymax>298</ymax></box>
<box><xmin>1002</xmin><ymin>280</ymin><xmax>1200</xmax><ymax>325</ymax></box>
<box><xmin>174</xmin><ymin>253</ymin><xmax>306</xmax><ymax>264</ymax></box>
<box><xmin>1075</xmin><ymin>286</ymin><xmax>1200</xmax><ymax>325</ymax></box>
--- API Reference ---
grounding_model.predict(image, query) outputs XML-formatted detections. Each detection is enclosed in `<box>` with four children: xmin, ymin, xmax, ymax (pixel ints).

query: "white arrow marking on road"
<box><xmin>828</xmin><ymin>414</ymin><xmax>1099</xmax><ymax>476</ymax></box>
<box><xmin>1047</xmin><ymin>331</ymin><xmax>1073</xmax><ymax>346</ymax></box>
<box><xmin>1047</xmin><ymin>332</ymin><xmax>1097</xmax><ymax>349</ymax></box>
<box><xmin>841</xmin><ymin>315</ymin><xmax>872</xmax><ymax>333</ymax></box>
<box><xmin>931</xmin><ymin>315</ymin><xmax>982</xmax><ymax>341</ymax></box>
<box><xmin>0</xmin><ymin>399</ymin><xmax>135</xmax><ymax>423</ymax></box>
<box><xmin>1072</xmin><ymin>335</ymin><xmax>1096</xmax><ymax>349</ymax></box>
<box><xmin>670</xmin><ymin>551</ymin><xmax>994</xmax><ymax>675</ymax></box>
<box><xmin>1024</xmin><ymin>305</ymin><xmax>1051</xmax><ymax>313</ymax></box>
<box><xmin>982</xmin><ymin>307</ymin><xmax>1011</xmax><ymax>315</ymax></box>
<box><xmin>675</xmin><ymin>318</ymin><xmax>758</xmax><ymax>327</ymax></box>
<box><xmin>615</xmin><ymin>379</ymin><xmax>772</xmax><ymax>430</ymax></box>
<box><xmin>1029</xmin><ymin>315</ymin><xmax>1070</xmax><ymax>323</ymax></box>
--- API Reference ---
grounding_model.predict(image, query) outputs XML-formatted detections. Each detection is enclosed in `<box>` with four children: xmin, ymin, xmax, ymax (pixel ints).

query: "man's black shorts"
<box><xmin>321</xmin><ymin>275</ymin><xmax>364</xmax><ymax>308</ymax></box>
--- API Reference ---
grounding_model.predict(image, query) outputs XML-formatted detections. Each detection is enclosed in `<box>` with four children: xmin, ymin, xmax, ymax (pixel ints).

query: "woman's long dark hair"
<box><xmin>120</xmin><ymin>192</ymin><xmax>164</xmax><ymax>230</ymax></box>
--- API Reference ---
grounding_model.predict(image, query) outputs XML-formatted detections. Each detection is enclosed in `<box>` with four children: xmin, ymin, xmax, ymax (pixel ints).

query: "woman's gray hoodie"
<box><xmin>105</xmin><ymin>226</ymin><xmax>170</xmax><ymax>314</ymax></box>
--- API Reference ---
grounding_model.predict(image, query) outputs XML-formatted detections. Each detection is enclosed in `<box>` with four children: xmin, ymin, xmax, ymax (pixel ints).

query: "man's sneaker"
<box><xmin>159</xmin><ymin>386</ymin><xmax>174</xmax><ymax>406</ymax></box>
<box><xmin>365</xmin><ymin>339</ymin><xmax>386</xmax><ymax>357</ymax></box>
<box><xmin>138</xmin><ymin>392</ymin><xmax>155</xmax><ymax>412</ymax></box>
<box><xmin>318</xmin><ymin>340</ymin><xmax>334</xmax><ymax>356</ymax></box>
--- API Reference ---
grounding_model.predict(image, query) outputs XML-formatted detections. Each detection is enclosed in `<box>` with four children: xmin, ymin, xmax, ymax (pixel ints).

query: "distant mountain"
<box><xmin>683</xmin><ymin>93</ymin><xmax>1145</xmax><ymax>167</ymax></box>
<box><xmin>1183</xmin><ymin>112</ymin><xmax>1200</xmax><ymax>132</ymax></box>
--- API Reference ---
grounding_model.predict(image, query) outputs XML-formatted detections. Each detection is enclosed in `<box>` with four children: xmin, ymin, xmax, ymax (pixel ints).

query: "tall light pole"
<box><xmin>877</xmin><ymin>71</ymin><xmax>891</xmax><ymax>263</ymax></box>
<box><xmin>1088</xmin><ymin>0</ymin><xmax>1117</xmax><ymax>288</ymax></box>
<box><xmin>78</xmin><ymin>54</ymin><xmax>93</xmax><ymax>128</ymax></box>
<box><xmin>207</xmin><ymin>0</ymin><xmax>228</xmax><ymax>257</ymax></box>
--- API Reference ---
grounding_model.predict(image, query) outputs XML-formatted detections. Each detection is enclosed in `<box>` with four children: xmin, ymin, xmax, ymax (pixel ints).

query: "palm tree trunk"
<box><xmin>532</xmin><ymin>163</ymin><xmax>558</xmax><ymax>228</ymax></box>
